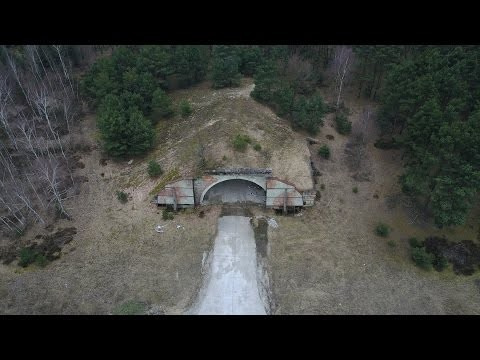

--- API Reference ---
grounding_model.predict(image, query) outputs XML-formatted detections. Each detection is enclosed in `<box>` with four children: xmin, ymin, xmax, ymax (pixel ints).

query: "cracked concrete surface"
<box><xmin>191</xmin><ymin>216</ymin><xmax>267</xmax><ymax>315</ymax></box>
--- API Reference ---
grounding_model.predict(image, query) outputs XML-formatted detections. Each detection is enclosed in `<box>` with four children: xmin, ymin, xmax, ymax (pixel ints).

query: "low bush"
<box><xmin>162</xmin><ymin>208</ymin><xmax>174</xmax><ymax>220</ymax></box>
<box><xmin>232</xmin><ymin>134</ymin><xmax>252</xmax><ymax>152</ymax></box>
<box><xmin>116</xmin><ymin>191</ymin><xmax>128</xmax><ymax>204</ymax></box>
<box><xmin>320</xmin><ymin>184</ymin><xmax>325</xmax><ymax>190</ymax></box>
<box><xmin>34</xmin><ymin>254</ymin><xmax>49</xmax><ymax>268</ymax></box>
<box><xmin>18</xmin><ymin>247</ymin><xmax>49</xmax><ymax>268</ymax></box>
<box><xmin>253</xmin><ymin>143</ymin><xmax>262</xmax><ymax>151</ymax></box>
<box><xmin>374</xmin><ymin>137</ymin><xmax>401</xmax><ymax>150</ymax></box>
<box><xmin>179</xmin><ymin>100</ymin><xmax>192</xmax><ymax>117</ymax></box>
<box><xmin>433</xmin><ymin>255</ymin><xmax>448</xmax><ymax>272</ymax></box>
<box><xmin>409</xmin><ymin>237</ymin><xmax>423</xmax><ymax>248</ymax></box>
<box><xmin>334</xmin><ymin>112</ymin><xmax>352</xmax><ymax>135</ymax></box>
<box><xmin>18</xmin><ymin>247</ymin><xmax>38</xmax><ymax>267</ymax></box>
<box><xmin>387</xmin><ymin>240</ymin><xmax>396</xmax><ymax>248</ymax></box>
<box><xmin>375</xmin><ymin>223</ymin><xmax>390</xmax><ymax>237</ymax></box>
<box><xmin>147</xmin><ymin>160</ymin><xmax>163</xmax><ymax>178</ymax></box>
<box><xmin>352</xmin><ymin>186</ymin><xmax>358</xmax><ymax>193</ymax></box>
<box><xmin>318</xmin><ymin>145</ymin><xmax>330</xmax><ymax>159</ymax></box>
<box><xmin>411</xmin><ymin>246</ymin><xmax>434</xmax><ymax>270</ymax></box>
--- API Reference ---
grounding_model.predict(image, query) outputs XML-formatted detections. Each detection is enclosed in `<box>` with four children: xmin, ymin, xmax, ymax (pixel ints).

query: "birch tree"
<box><xmin>330</xmin><ymin>46</ymin><xmax>354</xmax><ymax>109</ymax></box>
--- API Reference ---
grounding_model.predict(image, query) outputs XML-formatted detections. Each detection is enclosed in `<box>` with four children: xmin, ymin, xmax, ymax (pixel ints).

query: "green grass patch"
<box><xmin>149</xmin><ymin>167</ymin><xmax>181</xmax><ymax>196</ymax></box>
<box><xmin>162</xmin><ymin>209</ymin><xmax>175</xmax><ymax>220</ymax></box>
<box><xmin>113</xmin><ymin>301</ymin><xmax>146</xmax><ymax>315</ymax></box>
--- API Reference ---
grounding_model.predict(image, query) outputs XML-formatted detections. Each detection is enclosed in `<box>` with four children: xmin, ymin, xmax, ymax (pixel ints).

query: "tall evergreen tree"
<box><xmin>211</xmin><ymin>45</ymin><xmax>241</xmax><ymax>88</ymax></box>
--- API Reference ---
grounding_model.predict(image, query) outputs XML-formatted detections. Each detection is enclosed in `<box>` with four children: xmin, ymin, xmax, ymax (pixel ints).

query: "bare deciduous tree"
<box><xmin>329</xmin><ymin>46</ymin><xmax>354</xmax><ymax>109</ymax></box>
<box><xmin>285</xmin><ymin>53</ymin><xmax>316</xmax><ymax>94</ymax></box>
<box><xmin>0</xmin><ymin>45</ymin><xmax>82</xmax><ymax>237</ymax></box>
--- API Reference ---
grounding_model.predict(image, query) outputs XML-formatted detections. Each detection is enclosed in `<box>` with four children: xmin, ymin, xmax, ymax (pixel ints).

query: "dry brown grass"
<box><xmin>0</xmin><ymin>112</ymin><xmax>221</xmax><ymax>314</ymax></box>
<box><xmin>265</xmin><ymin>84</ymin><xmax>480</xmax><ymax>314</ymax></box>
<box><xmin>1</xmin><ymin>79</ymin><xmax>479</xmax><ymax>314</ymax></box>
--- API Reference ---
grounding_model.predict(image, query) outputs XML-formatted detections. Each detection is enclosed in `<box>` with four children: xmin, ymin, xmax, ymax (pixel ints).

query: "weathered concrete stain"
<box><xmin>189</xmin><ymin>215</ymin><xmax>267</xmax><ymax>315</ymax></box>
<box><xmin>155</xmin><ymin>168</ymin><xmax>313</xmax><ymax>209</ymax></box>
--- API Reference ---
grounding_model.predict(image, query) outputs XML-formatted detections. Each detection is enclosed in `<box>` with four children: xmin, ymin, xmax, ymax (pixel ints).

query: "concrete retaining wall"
<box><xmin>156</xmin><ymin>170</ymin><xmax>314</xmax><ymax>209</ymax></box>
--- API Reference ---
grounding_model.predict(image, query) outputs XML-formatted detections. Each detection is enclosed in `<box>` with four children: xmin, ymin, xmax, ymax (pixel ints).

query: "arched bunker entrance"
<box><xmin>155</xmin><ymin>168</ymin><xmax>316</xmax><ymax>211</ymax></box>
<box><xmin>201</xmin><ymin>179</ymin><xmax>266</xmax><ymax>205</ymax></box>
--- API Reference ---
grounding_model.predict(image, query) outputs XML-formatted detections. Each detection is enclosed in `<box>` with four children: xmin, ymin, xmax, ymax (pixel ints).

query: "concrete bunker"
<box><xmin>155</xmin><ymin>168</ymin><xmax>316</xmax><ymax>211</ymax></box>
<box><xmin>201</xmin><ymin>179</ymin><xmax>266</xmax><ymax>205</ymax></box>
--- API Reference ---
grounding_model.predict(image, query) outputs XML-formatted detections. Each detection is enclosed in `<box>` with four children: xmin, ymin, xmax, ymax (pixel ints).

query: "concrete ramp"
<box><xmin>192</xmin><ymin>216</ymin><xmax>267</xmax><ymax>315</ymax></box>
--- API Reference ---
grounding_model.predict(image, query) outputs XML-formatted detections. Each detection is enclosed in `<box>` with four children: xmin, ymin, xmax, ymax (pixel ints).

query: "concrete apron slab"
<box><xmin>193</xmin><ymin>216</ymin><xmax>267</xmax><ymax>315</ymax></box>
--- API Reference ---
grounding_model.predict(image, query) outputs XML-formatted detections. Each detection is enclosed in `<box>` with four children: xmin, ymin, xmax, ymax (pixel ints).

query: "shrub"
<box><xmin>232</xmin><ymin>134</ymin><xmax>251</xmax><ymax>152</ymax></box>
<box><xmin>162</xmin><ymin>208</ymin><xmax>174</xmax><ymax>220</ymax></box>
<box><xmin>273</xmin><ymin>84</ymin><xmax>295</xmax><ymax>116</ymax></box>
<box><xmin>318</xmin><ymin>145</ymin><xmax>330</xmax><ymax>159</ymax></box>
<box><xmin>374</xmin><ymin>138</ymin><xmax>401</xmax><ymax>150</ymax></box>
<box><xmin>292</xmin><ymin>94</ymin><xmax>326</xmax><ymax>134</ymax></box>
<box><xmin>411</xmin><ymin>247</ymin><xmax>434</xmax><ymax>270</ymax></box>
<box><xmin>409</xmin><ymin>237</ymin><xmax>423</xmax><ymax>248</ymax></box>
<box><xmin>320</xmin><ymin>184</ymin><xmax>325</xmax><ymax>190</ymax></box>
<box><xmin>18</xmin><ymin>247</ymin><xmax>38</xmax><ymax>268</ymax></box>
<box><xmin>433</xmin><ymin>255</ymin><xmax>448</xmax><ymax>272</ymax></box>
<box><xmin>387</xmin><ymin>240</ymin><xmax>396</xmax><ymax>248</ymax></box>
<box><xmin>179</xmin><ymin>100</ymin><xmax>192</xmax><ymax>117</ymax></box>
<box><xmin>375</xmin><ymin>223</ymin><xmax>390</xmax><ymax>237</ymax></box>
<box><xmin>253</xmin><ymin>143</ymin><xmax>262</xmax><ymax>151</ymax></box>
<box><xmin>18</xmin><ymin>247</ymin><xmax>48</xmax><ymax>268</ymax></box>
<box><xmin>147</xmin><ymin>160</ymin><xmax>163</xmax><ymax>178</ymax></box>
<box><xmin>316</xmin><ymin>190</ymin><xmax>321</xmax><ymax>200</ymax></box>
<box><xmin>152</xmin><ymin>88</ymin><xmax>174</xmax><ymax>118</ymax></box>
<box><xmin>334</xmin><ymin>112</ymin><xmax>352</xmax><ymax>135</ymax></box>
<box><xmin>116</xmin><ymin>191</ymin><xmax>128</xmax><ymax>204</ymax></box>
<box><xmin>352</xmin><ymin>186</ymin><xmax>358</xmax><ymax>193</ymax></box>
<box><xmin>34</xmin><ymin>254</ymin><xmax>49</xmax><ymax>268</ymax></box>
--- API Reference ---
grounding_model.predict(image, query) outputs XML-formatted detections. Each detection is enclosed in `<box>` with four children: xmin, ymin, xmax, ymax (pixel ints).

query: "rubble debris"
<box><xmin>267</xmin><ymin>218</ymin><xmax>278</xmax><ymax>228</ymax></box>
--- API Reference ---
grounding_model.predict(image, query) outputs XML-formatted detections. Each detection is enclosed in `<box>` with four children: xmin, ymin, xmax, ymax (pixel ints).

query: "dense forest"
<box><xmin>1</xmin><ymin>45</ymin><xmax>479</xmax><ymax>239</ymax></box>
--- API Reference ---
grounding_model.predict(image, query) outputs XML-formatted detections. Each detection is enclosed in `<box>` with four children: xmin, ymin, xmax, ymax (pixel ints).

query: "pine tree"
<box><xmin>97</xmin><ymin>95</ymin><xmax>154</xmax><ymax>157</ymax></box>
<box><xmin>152</xmin><ymin>88</ymin><xmax>174</xmax><ymax>118</ymax></box>
<box><xmin>211</xmin><ymin>45</ymin><xmax>241</xmax><ymax>88</ymax></box>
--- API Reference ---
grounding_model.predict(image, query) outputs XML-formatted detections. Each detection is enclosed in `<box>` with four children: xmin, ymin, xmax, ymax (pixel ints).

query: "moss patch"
<box><xmin>149</xmin><ymin>167</ymin><xmax>181</xmax><ymax>195</ymax></box>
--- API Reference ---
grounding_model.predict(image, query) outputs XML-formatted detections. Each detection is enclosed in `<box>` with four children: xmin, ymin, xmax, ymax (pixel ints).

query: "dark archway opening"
<box><xmin>202</xmin><ymin>179</ymin><xmax>266</xmax><ymax>205</ymax></box>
